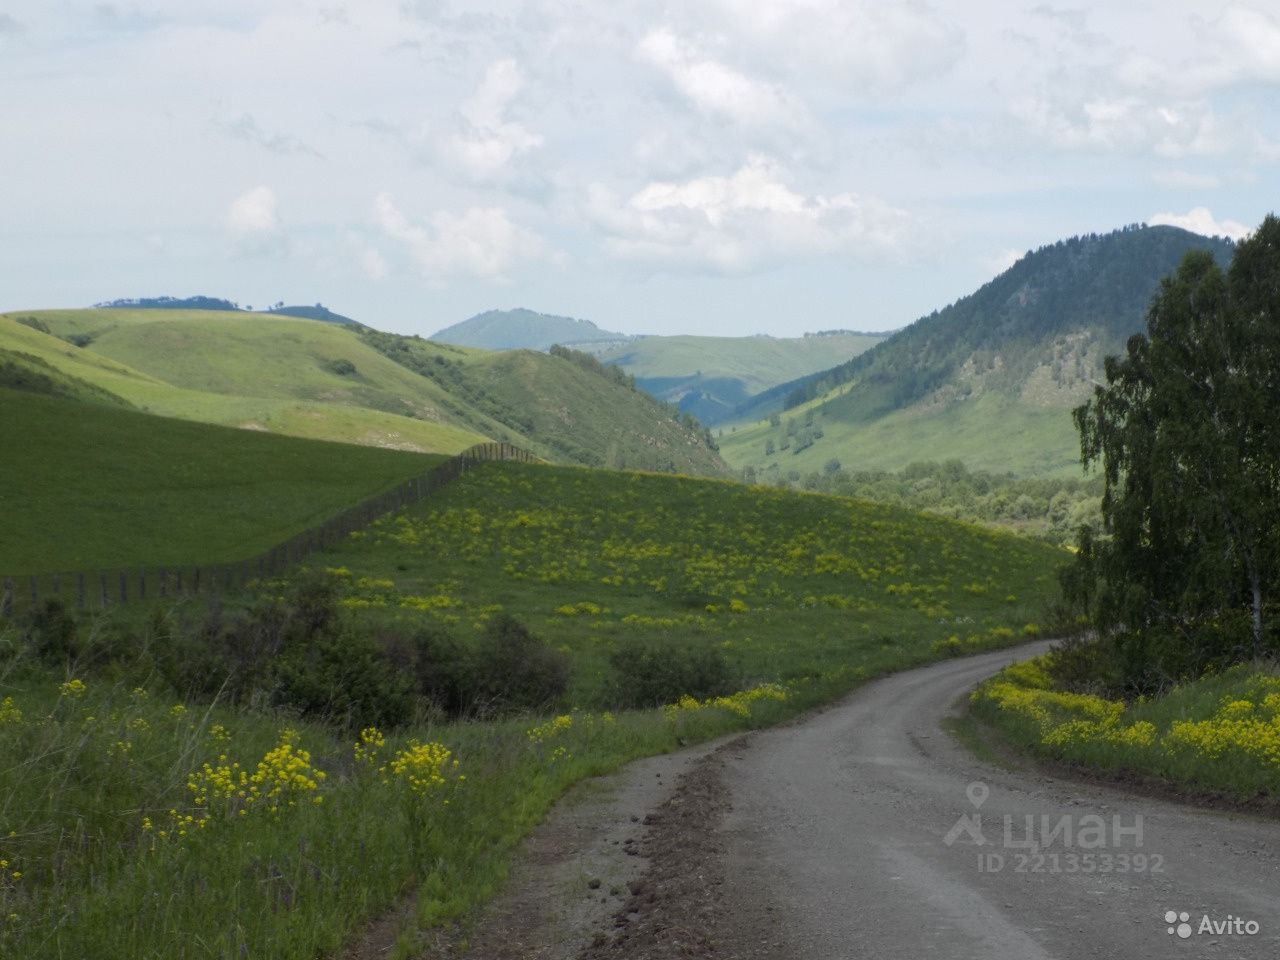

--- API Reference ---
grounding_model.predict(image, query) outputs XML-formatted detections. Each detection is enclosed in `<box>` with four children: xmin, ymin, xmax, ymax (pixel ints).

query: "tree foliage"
<box><xmin>1067</xmin><ymin>215</ymin><xmax>1280</xmax><ymax>684</ymax></box>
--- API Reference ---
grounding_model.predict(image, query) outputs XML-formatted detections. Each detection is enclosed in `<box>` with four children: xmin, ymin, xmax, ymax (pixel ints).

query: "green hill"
<box><xmin>0</xmin><ymin>389</ymin><xmax>439</xmax><ymax>574</ymax></box>
<box><xmin>360</xmin><ymin>333</ymin><xmax>727</xmax><ymax>474</ymax></box>
<box><xmin>430</xmin><ymin>307</ymin><xmax>626</xmax><ymax>350</ymax></box>
<box><xmin>0</xmin><ymin>308</ymin><xmax>725</xmax><ymax>475</ymax></box>
<box><xmin>585</xmin><ymin>330</ymin><xmax>887</xmax><ymax>424</ymax></box>
<box><xmin>722</xmin><ymin>225</ymin><xmax>1236</xmax><ymax>477</ymax></box>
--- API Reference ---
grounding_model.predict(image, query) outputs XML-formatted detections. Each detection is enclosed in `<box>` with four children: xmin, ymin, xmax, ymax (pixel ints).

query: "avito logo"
<box><xmin>1164</xmin><ymin>910</ymin><xmax>1260</xmax><ymax>940</ymax></box>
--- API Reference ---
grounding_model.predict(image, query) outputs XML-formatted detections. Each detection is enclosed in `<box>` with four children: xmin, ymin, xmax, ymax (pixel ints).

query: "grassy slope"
<box><xmin>1</xmin><ymin>310</ymin><xmax>726</xmax><ymax>475</ymax></box>
<box><xmin>592</xmin><ymin>332</ymin><xmax>886</xmax><ymax>397</ymax></box>
<box><xmin>0</xmin><ymin>309</ymin><xmax>489</xmax><ymax>454</ymax></box>
<box><xmin>363</xmin><ymin>333</ymin><xmax>729</xmax><ymax>475</ymax></box>
<box><xmin>0</xmin><ymin>389</ymin><xmax>441</xmax><ymax>573</ymax></box>
<box><xmin>721</xmin><ymin>391</ymin><xmax>1084</xmax><ymax>478</ymax></box>
<box><xmin>319</xmin><ymin>461</ymin><xmax>1065</xmax><ymax>703</ymax></box>
<box><xmin>0</xmin><ymin>459</ymin><xmax>1067</xmax><ymax>959</ymax></box>
<box><xmin>461</xmin><ymin>349</ymin><xmax>727</xmax><ymax>473</ymax></box>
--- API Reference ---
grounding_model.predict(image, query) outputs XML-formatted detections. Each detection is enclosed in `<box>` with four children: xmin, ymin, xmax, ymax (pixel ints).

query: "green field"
<box><xmin>0</xmin><ymin>459</ymin><xmax>1068</xmax><ymax>958</ymax></box>
<box><xmin>317</xmin><ymin>462</ymin><xmax>1065</xmax><ymax>702</ymax></box>
<box><xmin>721</xmin><ymin>391</ymin><xmax>1084</xmax><ymax>478</ymax></box>
<box><xmin>0</xmin><ymin>389</ymin><xmax>441</xmax><ymax>574</ymax></box>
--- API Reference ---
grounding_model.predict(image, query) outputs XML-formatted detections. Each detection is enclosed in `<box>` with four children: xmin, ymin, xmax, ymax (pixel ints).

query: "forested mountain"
<box><xmin>721</xmin><ymin>224</ymin><xmax>1237</xmax><ymax>477</ymax></box>
<box><xmin>782</xmin><ymin>225</ymin><xmax>1234</xmax><ymax>417</ymax></box>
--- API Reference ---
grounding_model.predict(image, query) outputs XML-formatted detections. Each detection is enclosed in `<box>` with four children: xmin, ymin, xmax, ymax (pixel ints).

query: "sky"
<box><xmin>1</xmin><ymin>1</ymin><xmax>1276</xmax><ymax>338</ymax></box>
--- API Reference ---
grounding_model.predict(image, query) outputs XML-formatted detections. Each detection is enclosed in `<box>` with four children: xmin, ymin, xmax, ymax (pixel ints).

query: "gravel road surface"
<box><xmin>714</xmin><ymin>644</ymin><xmax>1280</xmax><ymax>959</ymax></box>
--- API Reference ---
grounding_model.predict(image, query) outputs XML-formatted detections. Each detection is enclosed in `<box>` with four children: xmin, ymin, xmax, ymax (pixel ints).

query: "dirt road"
<box><xmin>457</xmin><ymin>645</ymin><xmax>1280</xmax><ymax>960</ymax></box>
<box><xmin>712</xmin><ymin>644</ymin><xmax>1280</xmax><ymax>959</ymax></box>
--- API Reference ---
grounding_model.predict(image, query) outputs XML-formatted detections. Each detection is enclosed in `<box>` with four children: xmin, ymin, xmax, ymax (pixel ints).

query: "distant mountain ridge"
<box><xmin>720</xmin><ymin>223</ymin><xmax>1237</xmax><ymax>477</ymax></box>
<box><xmin>583</xmin><ymin>332</ymin><xmax>887</xmax><ymax>424</ymax></box>
<box><xmin>430</xmin><ymin>308</ymin><xmax>627</xmax><ymax>351</ymax></box>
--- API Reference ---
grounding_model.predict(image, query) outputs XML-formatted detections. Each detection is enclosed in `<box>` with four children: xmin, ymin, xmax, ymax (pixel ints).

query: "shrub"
<box><xmin>608</xmin><ymin>640</ymin><xmax>735</xmax><ymax>708</ymax></box>
<box><xmin>24</xmin><ymin>599</ymin><xmax>79</xmax><ymax>666</ymax></box>
<box><xmin>273</xmin><ymin>627</ymin><xmax>413</xmax><ymax>729</ymax></box>
<box><xmin>323</xmin><ymin>358</ymin><xmax>357</xmax><ymax>376</ymax></box>
<box><xmin>464</xmin><ymin>616</ymin><xmax>569</xmax><ymax>716</ymax></box>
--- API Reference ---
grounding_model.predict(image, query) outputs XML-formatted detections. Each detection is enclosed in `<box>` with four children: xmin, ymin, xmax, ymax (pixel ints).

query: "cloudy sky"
<box><xmin>1</xmin><ymin>1</ymin><xmax>1276</xmax><ymax>337</ymax></box>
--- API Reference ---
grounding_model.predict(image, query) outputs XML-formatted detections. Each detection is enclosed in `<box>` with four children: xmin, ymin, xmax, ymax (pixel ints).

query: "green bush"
<box><xmin>608</xmin><ymin>640</ymin><xmax>735</xmax><ymax>708</ymax></box>
<box><xmin>274</xmin><ymin>627</ymin><xmax>413</xmax><ymax>729</ymax></box>
<box><xmin>322</xmin><ymin>358</ymin><xmax>357</xmax><ymax>376</ymax></box>
<box><xmin>465</xmin><ymin>615</ymin><xmax>569</xmax><ymax>716</ymax></box>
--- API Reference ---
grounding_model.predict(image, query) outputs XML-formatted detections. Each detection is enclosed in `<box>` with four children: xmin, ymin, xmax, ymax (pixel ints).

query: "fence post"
<box><xmin>1</xmin><ymin>578</ymin><xmax>11</xmax><ymax>618</ymax></box>
<box><xmin>159</xmin><ymin>568</ymin><xmax>167</xmax><ymax>598</ymax></box>
<box><xmin>100</xmin><ymin>573</ymin><xmax>109</xmax><ymax>608</ymax></box>
<box><xmin>77</xmin><ymin>573</ymin><xmax>86</xmax><ymax>610</ymax></box>
<box><xmin>119</xmin><ymin>571</ymin><xmax>128</xmax><ymax>604</ymax></box>
<box><xmin>29</xmin><ymin>575</ymin><xmax>38</xmax><ymax>610</ymax></box>
<box><xmin>138</xmin><ymin>569</ymin><xmax>146</xmax><ymax>601</ymax></box>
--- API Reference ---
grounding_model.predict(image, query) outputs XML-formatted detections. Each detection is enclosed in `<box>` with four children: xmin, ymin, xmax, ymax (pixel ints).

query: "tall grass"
<box><xmin>971</xmin><ymin>656</ymin><xmax>1280</xmax><ymax>798</ymax></box>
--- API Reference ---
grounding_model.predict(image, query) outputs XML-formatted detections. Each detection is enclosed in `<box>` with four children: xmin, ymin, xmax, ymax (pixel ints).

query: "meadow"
<box><xmin>721</xmin><ymin>391</ymin><xmax>1083</xmax><ymax>478</ymax></box>
<box><xmin>318</xmin><ymin>461</ymin><xmax>1062</xmax><ymax>702</ymax></box>
<box><xmin>0</xmin><ymin>460</ymin><xmax>1068</xmax><ymax>958</ymax></box>
<box><xmin>0</xmin><ymin>390</ymin><xmax>440</xmax><ymax>574</ymax></box>
<box><xmin>970</xmin><ymin>656</ymin><xmax>1280</xmax><ymax>798</ymax></box>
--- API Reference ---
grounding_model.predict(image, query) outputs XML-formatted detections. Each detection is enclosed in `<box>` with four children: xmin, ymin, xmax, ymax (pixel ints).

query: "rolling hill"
<box><xmin>0</xmin><ymin>308</ymin><xmax>726</xmax><ymax>475</ymax></box>
<box><xmin>721</xmin><ymin>224</ymin><xmax>1236</xmax><ymax>478</ymax></box>
<box><xmin>430</xmin><ymin>307</ymin><xmax>627</xmax><ymax>350</ymax></box>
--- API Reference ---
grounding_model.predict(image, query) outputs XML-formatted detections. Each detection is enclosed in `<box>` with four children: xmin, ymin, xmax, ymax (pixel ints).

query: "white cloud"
<box><xmin>1149</xmin><ymin>206</ymin><xmax>1250</xmax><ymax>241</ymax></box>
<box><xmin>704</xmin><ymin>0</ymin><xmax>963</xmax><ymax>93</ymax></box>
<box><xmin>1179</xmin><ymin>4</ymin><xmax>1280</xmax><ymax>92</ymax></box>
<box><xmin>636</xmin><ymin>29</ymin><xmax>799</xmax><ymax>128</ymax></box>
<box><xmin>360</xmin><ymin>248</ymin><xmax>389</xmax><ymax>281</ymax></box>
<box><xmin>1153</xmin><ymin>169</ymin><xmax>1222</xmax><ymax>190</ymax></box>
<box><xmin>587</xmin><ymin>155</ymin><xmax>914</xmax><ymax>271</ymax></box>
<box><xmin>373</xmin><ymin>192</ymin><xmax>545</xmax><ymax>279</ymax></box>
<box><xmin>1010</xmin><ymin>94</ymin><xmax>1229</xmax><ymax>157</ymax></box>
<box><xmin>441</xmin><ymin>58</ymin><xmax>543</xmax><ymax>181</ymax></box>
<box><xmin>225</xmin><ymin>186</ymin><xmax>278</xmax><ymax>234</ymax></box>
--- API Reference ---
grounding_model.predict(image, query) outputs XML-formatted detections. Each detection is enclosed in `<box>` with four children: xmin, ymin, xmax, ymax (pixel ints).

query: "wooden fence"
<box><xmin>0</xmin><ymin>442</ymin><xmax>537</xmax><ymax>617</ymax></box>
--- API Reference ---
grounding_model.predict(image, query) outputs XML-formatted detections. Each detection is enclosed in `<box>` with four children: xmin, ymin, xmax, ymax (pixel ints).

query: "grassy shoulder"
<box><xmin>969</xmin><ymin>653</ymin><xmax>1280</xmax><ymax>801</ymax></box>
<box><xmin>0</xmin><ymin>389</ymin><xmax>441</xmax><ymax>573</ymax></box>
<box><xmin>0</xmin><ymin>460</ymin><xmax>1068</xmax><ymax>958</ymax></box>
